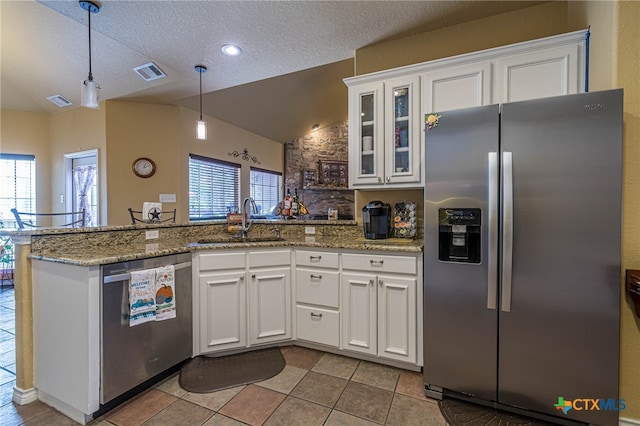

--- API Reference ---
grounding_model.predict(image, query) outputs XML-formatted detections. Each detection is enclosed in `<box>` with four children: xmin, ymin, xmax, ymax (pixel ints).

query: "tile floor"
<box><xmin>0</xmin><ymin>283</ymin><xmax>447</xmax><ymax>425</ymax></box>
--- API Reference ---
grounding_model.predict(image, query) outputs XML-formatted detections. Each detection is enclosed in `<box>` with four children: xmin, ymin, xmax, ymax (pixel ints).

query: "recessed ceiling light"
<box><xmin>221</xmin><ymin>44</ymin><xmax>242</xmax><ymax>56</ymax></box>
<box><xmin>312</xmin><ymin>124</ymin><xmax>320</xmax><ymax>131</ymax></box>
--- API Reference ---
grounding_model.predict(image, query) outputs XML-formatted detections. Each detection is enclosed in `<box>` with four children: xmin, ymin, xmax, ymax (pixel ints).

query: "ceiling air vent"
<box><xmin>133</xmin><ymin>62</ymin><xmax>167</xmax><ymax>82</ymax></box>
<box><xmin>46</xmin><ymin>94</ymin><xmax>73</xmax><ymax>107</ymax></box>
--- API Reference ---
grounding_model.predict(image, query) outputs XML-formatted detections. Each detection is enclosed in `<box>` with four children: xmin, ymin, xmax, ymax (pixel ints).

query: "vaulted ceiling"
<box><xmin>1</xmin><ymin>1</ymin><xmax>544</xmax><ymax>142</ymax></box>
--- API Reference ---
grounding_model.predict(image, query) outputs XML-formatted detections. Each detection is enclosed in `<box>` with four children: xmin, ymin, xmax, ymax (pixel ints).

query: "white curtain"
<box><xmin>73</xmin><ymin>164</ymin><xmax>96</xmax><ymax>226</ymax></box>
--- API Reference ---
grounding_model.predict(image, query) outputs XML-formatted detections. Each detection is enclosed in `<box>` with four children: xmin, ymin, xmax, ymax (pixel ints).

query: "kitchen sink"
<box><xmin>194</xmin><ymin>235</ymin><xmax>286</xmax><ymax>244</ymax></box>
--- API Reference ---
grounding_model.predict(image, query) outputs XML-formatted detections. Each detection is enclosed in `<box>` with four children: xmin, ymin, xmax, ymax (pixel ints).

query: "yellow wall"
<box><xmin>178</xmin><ymin>106</ymin><xmax>284</xmax><ymax>221</ymax></box>
<box><xmin>356</xmin><ymin>2</ymin><xmax>573</xmax><ymax>75</ymax></box>
<box><xmin>49</xmin><ymin>106</ymin><xmax>107</xmax><ymax>224</ymax></box>
<box><xmin>0</xmin><ymin>109</ymin><xmax>52</xmax><ymax>225</ymax></box>
<box><xmin>617</xmin><ymin>1</ymin><xmax>640</xmax><ymax>420</ymax></box>
<box><xmin>1</xmin><ymin>101</ymin><xmax>283</xmax><ymax>226</ymax></box>
<box><xmin>104</xmin><ymin>101</ymin><xmax>283</xmax><ymax>225</ymax></box>
<box><xmin>104</xmin><ymin>101</ymin><xmax>181</xmax><ymax>225</ymax></box>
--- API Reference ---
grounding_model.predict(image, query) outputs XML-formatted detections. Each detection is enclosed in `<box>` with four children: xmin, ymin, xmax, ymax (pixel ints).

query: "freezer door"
<box><xmin>498</xmin><ymin>90</ymin><xmax>622</xmax><ymax>426</ymax></box>
<box><xmin>424</xmin><ymin>104</ymin><xmax>500</xmax><ymax>400</ymax></box>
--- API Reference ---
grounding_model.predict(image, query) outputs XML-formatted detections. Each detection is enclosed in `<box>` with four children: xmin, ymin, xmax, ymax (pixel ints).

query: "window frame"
<box><xmin>188</xmin><ymin>153</ymin><xmax>241</xmax><ymax>221</ymax></box>
<box><xmin>249</xmin><ymin>166</ymin><xmax>283</xmax><ymax>218</ymax></box>
<box><xmin>0</xmin><ymin>153</ymin><xmax>36</xmax><ymax>230</ymax></box>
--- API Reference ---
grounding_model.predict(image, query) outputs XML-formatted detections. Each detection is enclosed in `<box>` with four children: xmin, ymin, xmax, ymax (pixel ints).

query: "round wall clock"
<box><xmin>132</xmin><ymin>157</ymin><xmax>156</xmax><ymax>178</ymax></box>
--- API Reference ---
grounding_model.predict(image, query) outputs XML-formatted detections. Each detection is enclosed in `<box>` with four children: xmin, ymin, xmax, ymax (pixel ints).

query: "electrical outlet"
<box><xmin>145</xmin><ymin>243</ymin><xmax>159</xmax><ymax>252</ymax></box>
<box><xmin>159</xmin><ymin>193</ymin><xmax>176</xmax><ymax>203</ymax></box>
<box><xmin>145</xmin><ymin>230</ymin><xmax>159</xmax><ymax>240</ymax></box>
<box><xmin>305</xmin><ymin>226</ymin><xmax>316</xmax><ymax>234</ymax></box>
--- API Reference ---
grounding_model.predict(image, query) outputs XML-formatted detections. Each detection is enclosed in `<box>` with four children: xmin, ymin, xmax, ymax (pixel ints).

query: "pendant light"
<box><xmin>80</xmin><ymin>1</ymin><xmax>100</xmax><ymax>109</ymax></box>
<box><xmin>195</xmin><ymin>65</ymin><xmax>207</xmax><ymax>140</ymax></box>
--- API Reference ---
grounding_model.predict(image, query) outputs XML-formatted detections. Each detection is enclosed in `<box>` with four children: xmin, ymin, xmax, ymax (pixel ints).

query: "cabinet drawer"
<box><xmin>342</xmin><ymin>253</ymin><xmax>416</xmax><ymax>274</ymax></box>
<box><xmin>199</xmin><ymin>252</ymin><xmax>245</xmax><ymax>271</ymax></box>
<box><xmin>295</xmin><ymin>250</ymin><xmax>339</xmax><ymax>269</ymax></box>
<box><xmin>248</xmin><ymin>250</ymin><xmax>291</xmax><ymax>268</ymax></box>
<box><xmin>296</xmin><ymin>305</ymin><xmax>339</xmax><ymax>348</ymax></box>
<box><xmin>296</xmin><ymin>269</ymin><xmax>339</xmax><ymax>308</ymax></box>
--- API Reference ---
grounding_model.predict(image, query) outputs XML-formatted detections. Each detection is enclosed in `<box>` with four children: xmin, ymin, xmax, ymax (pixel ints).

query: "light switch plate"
<box><xmin>145</xmin><ymin>230</ymin><xmax>159</xmax><ymax>240</ymax></box>
<box><xmin>159</xmin><ymin>193</ymin><xmax>176</xmax><ymax>203</ymax></box>
<box><xmin>305</xmin><ymin>226</ymin><xmax>316</xmax><ymax>234</ymax></box>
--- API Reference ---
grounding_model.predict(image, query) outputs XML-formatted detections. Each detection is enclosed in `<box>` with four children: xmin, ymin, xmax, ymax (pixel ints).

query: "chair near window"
<box><xmin>128</xmin><ymin>208</ymin><xmax>176</xmax><ymax>225</ymax></box>
<box><xmin>10</xmin><ymin>208</ymin><xmax>86</xmax><ymax>229</ymax></box>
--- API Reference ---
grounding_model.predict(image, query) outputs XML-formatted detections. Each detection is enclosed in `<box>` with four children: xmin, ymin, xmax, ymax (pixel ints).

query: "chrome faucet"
<box><xmin>241</xmin><ymin>197</ymin><xmax>258</xmax><ymax>237</ymax></box>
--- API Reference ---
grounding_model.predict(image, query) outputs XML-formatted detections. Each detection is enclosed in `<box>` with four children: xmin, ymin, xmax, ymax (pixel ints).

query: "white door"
<box><xmin>199</xmin><ymin>271</ymin><xmax>246</xmax><ymax>353</ymax></box>
<box><xmin>341</xmin><ymin>272</ymin><xmax>377</xmax><ymax>355</ymax></box>
<box><xmin>248</xmin><ymin>267</ymin><xmax>291</xmax><ymax>345</ymax></box>
<box><xmin>65</xmin><ymin>149</ymin><xmax>99</xmax><ymax>227</ymax></box>
<box><xmin>377</xmin><ymin>274</ymin><xmax>416</xmax><ymax>363</ymax></box>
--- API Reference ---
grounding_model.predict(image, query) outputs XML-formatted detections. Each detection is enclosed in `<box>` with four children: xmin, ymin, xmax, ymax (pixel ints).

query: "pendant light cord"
<box><xmin>199</xmin><ymin>71</ymin><xmax>203</xmax><ymax>120</ymax></box>
<box><xmin>87</xmin><ymin>6</ymin><xmax>93</xmax><ymax>81</ymax></box>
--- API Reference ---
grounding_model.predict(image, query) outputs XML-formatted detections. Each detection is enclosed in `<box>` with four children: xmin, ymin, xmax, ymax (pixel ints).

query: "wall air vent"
<box><xmin>133</xmin><ymin>62</ymin><xmax>167</xmax><ymax>82</ymax></box>
<box><xmin>46</xmin><ymin>94</ymin><xmax>73</xmax><ymax>107</ymax></box>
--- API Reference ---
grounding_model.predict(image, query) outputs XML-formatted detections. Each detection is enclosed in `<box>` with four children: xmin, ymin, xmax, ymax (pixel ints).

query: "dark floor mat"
<box><xmin>179</xmin><ymin>347</ymin><xmax>285</xmax><ymax>393</ymax></box>
<box><xmin>439</xmin><ymin>398</ymin><xmax>557</xmax><ymax>426</ymax></box>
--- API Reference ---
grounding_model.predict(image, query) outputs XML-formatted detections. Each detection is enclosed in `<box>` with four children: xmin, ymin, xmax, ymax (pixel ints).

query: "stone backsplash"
<box><xmin>284</xmin><ymin>121</ymin><xmax>354</xmax><ymax>219</ymax></box>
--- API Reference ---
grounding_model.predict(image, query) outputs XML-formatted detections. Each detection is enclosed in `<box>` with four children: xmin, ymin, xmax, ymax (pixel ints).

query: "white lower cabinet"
<box><xmin>248</xmin><ymin>267</ymin><xmax>291</xmax><ymax>345</ymax></box>
<box><xmin>341</xmin><ymin>253</ymin><xmax>417</xmax><ymax>364</ymax></box>
<box><xmin>294</xmin><ymin>250</ymin><xmax>340</xmax><ymax>348</ymax></box>
<box><xmin>197</xmin><ymin>252</ymin><xmax>247</xmax><ymax>353</ymax></box>
<box><xmin>196</xmin><ymin>249</ymin><xmax>291</xmax><ymax>355</ymax></box>
<box><xmin>199</xmin><ymin>270</ymin><xmax>246</xmax><ymax>353</ymax></box>
<box><xmin>296</xmin><ymin>305</ymin><xmax>340</xmax><ymax>347</ymax></box>
<box><xmin>248</xmin><ymin>250</ymin><xmax>292</xmax><ymax>345</ymax></box>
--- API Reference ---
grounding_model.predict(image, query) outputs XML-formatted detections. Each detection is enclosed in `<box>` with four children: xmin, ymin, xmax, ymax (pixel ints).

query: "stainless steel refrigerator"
<box><xmin>423</xmin><ymin>89</ymin><xmax>622</xmax><ymax>426</ymax></box>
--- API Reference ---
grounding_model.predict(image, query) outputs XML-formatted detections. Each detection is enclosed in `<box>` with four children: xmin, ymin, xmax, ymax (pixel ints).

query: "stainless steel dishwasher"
<box><xmin>101</xmin><ymin>252</ymin><xmax>192</xmax><ymax>405</ymax></box>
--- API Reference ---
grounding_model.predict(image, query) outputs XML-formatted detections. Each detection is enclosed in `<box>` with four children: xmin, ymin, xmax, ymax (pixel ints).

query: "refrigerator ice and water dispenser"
<box><xmin>438</xmin><ymin>208</ymin><xmax>481</xmax><ymax>263</ymax></box>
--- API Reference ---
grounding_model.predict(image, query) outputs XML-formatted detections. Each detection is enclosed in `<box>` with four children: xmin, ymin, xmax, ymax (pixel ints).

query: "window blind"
<box><xmin>189</xmin><ymin>154</ymin><xmax>240</xmax><ymax>220</ymax></box>
<box><xmin>0</xmin><ymin>154</ymin><xmax>36</xmax><ymax>229</ymax></box>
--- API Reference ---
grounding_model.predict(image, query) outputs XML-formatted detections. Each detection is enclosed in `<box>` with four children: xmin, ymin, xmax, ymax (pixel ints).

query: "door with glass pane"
<box><xmin>384</xmin><ymin>76</ymin><xmax>421</xmax><ymax>184</ymax></box>
<box><xmin>71</xmin><ymin>154</ymin><xmax>98</xmax><ymax>227</ymax></box>
<box><xmin>349</xmin><ymin>82</ymin><xmax>384</xmax><ymax>186</ymax></box>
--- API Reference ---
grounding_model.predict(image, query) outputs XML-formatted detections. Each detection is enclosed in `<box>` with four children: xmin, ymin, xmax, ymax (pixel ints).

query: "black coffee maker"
<box><xmin>362</xmin><ymin>201</ymin><xmax>391</xmax><ymax>239</ymax></box>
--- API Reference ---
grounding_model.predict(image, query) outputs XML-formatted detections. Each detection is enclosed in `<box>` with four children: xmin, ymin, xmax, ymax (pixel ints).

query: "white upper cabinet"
<box><xmin>347</xmin><ymin>77</ymin><xmax>421</xmax><ymax>188</ymax></box>
<box><xmin>421</xmin><ymin>62</ymin><xmax>492</xmax><ymax>113</ymax></box>
<box><xmin>345</xmin><ymin>30</ymin><xmax>588</xmax><ymax>190</ymax></box>
<box><xmin>384</xmin><ymin>76</ymin><xmax>421</xmax><ymax>185</ymax></box>
<box><xmin>494</xmin><ymin>43</ymin><xmax>581</xmax><ymax>103</ymax></box>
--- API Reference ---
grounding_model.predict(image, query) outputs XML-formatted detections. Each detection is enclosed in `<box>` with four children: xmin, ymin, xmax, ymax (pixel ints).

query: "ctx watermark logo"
<box><xmin>554</xmin><ymin>397</ymin><xmax>626</xmax><ymax>414</ymax></box>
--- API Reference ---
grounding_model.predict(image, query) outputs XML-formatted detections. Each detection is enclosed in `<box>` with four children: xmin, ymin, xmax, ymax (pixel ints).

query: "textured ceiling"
<box><xmin>1</xmin><ymin>1</ymin><xmax>545</xmax><ymax>143</ymax></box>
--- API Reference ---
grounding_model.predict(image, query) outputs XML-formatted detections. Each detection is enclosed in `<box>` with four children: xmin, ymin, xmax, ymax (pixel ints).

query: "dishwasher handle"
<box><xmin>103</xmin><ymin>261</ymin><xmax>191</xmax><ymax>284</ymax></box>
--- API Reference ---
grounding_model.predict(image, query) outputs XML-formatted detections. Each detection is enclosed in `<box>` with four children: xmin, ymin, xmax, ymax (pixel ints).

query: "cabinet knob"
<box><xmin>378</xmin><ymin>177</ymin><xmax>382</xmax><ymax>183</ymax></box>
<box><xmin>386</xmin><ymin>176</ymin><xmax>390</xmax><ymax>182</ymax></box>
<box><xmin>310</xmin><ymin>255</ymin><xmax>322</xmax><ymax>261</ymax></box>
<box><xmin>310</xmin><ymin>274</ymin><xmax>322</xmax><ymax>279</ymax></box>
<box><xmin>240</xmin><ymin>275</ymin><xmax>245</xmax><ymax>281</ymax></box>
<box><xmin>379</xmin><ymin>279</ymin><xmax>383</xmax><ymax>285</ymax></box>
<box><xmin>251</xmin><ymin>274</ymin><xmax>256</xmax><ymax>279</ymax></box>
<box><xmin>370</xmin><ymin>259</ymin><xmax>384</xmax><ymax>265</ymax></box>
<box><xmin>310</xmin><ymin>312</ymin><xmax>323</xmax><ymax>318</ymax></box>
<box><xmin>369</xmin><ymin>279</ymin><xmax>375</xmax><ymax>285</ymax></box>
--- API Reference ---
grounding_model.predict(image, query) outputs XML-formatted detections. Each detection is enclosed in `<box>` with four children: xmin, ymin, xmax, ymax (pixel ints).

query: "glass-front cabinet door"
<box><xmin>384</xmin><ymin>76</ymin><xmax>421</xmax><ymax>184</ymax></box>
<box><xmin>349</xmin><ymin>82</ymin><xmax>384</xmax><ymax>186</ymax></box>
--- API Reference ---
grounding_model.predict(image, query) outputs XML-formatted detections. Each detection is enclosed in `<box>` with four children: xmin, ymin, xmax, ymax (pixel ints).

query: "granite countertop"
<box><xmin>28</xmin><ymin>235</ymin><xmax>423</xmax><ymax>266</ymax></box>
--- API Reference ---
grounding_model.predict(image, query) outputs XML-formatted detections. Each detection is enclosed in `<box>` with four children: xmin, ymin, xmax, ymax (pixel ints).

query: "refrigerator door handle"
<box><xmin>487</xmin><ymin>152</ymin><xmax>498</xmax><ymax>310</ymax></box>
<box><xmin>501</xmin><ymin>151</ymin><xmax>514</xmax><ymax>312</ymax></box>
